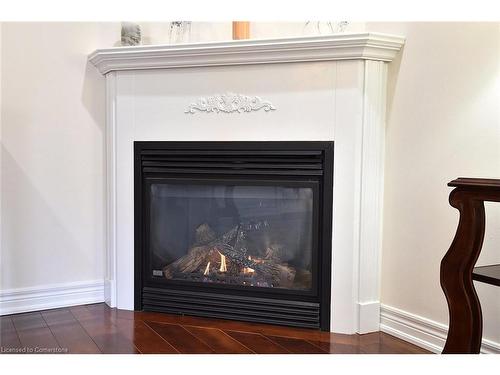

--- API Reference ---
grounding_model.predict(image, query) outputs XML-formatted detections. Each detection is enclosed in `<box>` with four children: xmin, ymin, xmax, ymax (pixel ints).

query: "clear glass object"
<box><xmin>149</xmin><ymin>183</ymin><xmax>314</xmax><ymax>291</ymax></box>
<box><xmin>303</xmin><ymin>21</ymin><xmax>349</xmax><ymax>35</ymax></box>
<box><xmin>168</xmin><ymin>21</ymin><xmax>192</xmax><ymax>44</ymax></box>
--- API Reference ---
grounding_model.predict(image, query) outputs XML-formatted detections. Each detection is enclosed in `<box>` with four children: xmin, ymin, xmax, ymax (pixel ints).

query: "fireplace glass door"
<box><xmin>147</xmin><ymin>180</ymin><xmax>317</xmax><ymax>292</ymax></box>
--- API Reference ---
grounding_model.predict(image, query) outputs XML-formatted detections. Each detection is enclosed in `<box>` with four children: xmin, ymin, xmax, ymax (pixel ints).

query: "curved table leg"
<box><xmin>440</xmin><ymin>188</ymin><xmax>484</xmax><ymax>354</ymax></box>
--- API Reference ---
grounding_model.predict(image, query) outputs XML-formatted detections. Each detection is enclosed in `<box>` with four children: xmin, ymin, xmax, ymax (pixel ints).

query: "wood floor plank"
<box><xmin>11</xmin><ymin>312</ymin><xmax>47</xmax><ymax>331</ymax></box>
<box><xmin>361</xmin><ymin>332</ymin><xmax>429</xmax><ymax>354</ymax></box>
<box><xmin>183</xmin><ymin>325</ymin><xmax>254</xmax><ymax>354</ymax></box>
<box><xmin>115</xmin><ymin>309</ymin><xmax>137</xmax><ymax>321</ymax></box>
<box><xmin>265</xmin><ymin>335</ymin><xmax>327</xmax><ymax>354</ymax></box>
<box><xmin>15</xmin><ymin>327</ymin><xmax>60</xmax><ymax>353</ymax></box>
<box><xmin>145</xmin><ymin>321</ymin><xmax>214</xmax><ymax>354</ymax></box>
<box><xmin>120</xmin><ymin>320</ymin><xmax>179</xmax><ymax>354</ymax></box>
<box><xmin>1</xmin><ymin>316</ymin><xmax>17</xmax><ymax>333</ymax></box>
<box><xmin>41</xmin><ymin>308</ymin><xmax>76</xmax><ymax>326</ymax></box>
<box><xmin>69</xmin><ymin>305</ymin><xmax>96</xmax><ymax>321</ymax></box>
<box><xmin>80</xmin><ymin>304</ymin><xmax>116</xmax><ymax>322</ymax></box>
<box><xmin>361</xmin><ymin>332</ymin><xmax>391</xmax><ymax>354</ymax></box>
<box><xmin>380</xmin><ymin>333</ymin><xmax>429</xmax><ymax>354</ymax></box>
<box><xmin>0</xmin><ymin>316</ymin><xmax>21</xmax><ymax>351</ymax></box>
<box><xmin>0</xmin><ymin>331</ymin><xmax>22</xmax><ymax>352</ymax></box>
<box><xmin>41</xmin><ymin>309</ymin><xmax>100</xmax><ymax>354</ymax></box>
<box><xmin>86</xmin><ymin>303</ymin><xmax>115</xmax><ymax>316</ymax></box>
<box><xmin>305</xmin><ymin>340</ymin><xmax>362</xmax><ymax>354</ymax></box>
<box><xmin>71</xmin><ymin>306</ymin><xmax>138</xmax><ymax>354</ymax></box>
<box><xmin>224</xmin><ymin>330</ymin><xmax>289</xmax><ymax>354</ymax></box>
<box><xmin>135</xmin><ymin>311</ymin><xmax>185</xmax><ymax>325</ymax></box>
<box><xmin>11</xmin><ymin>312</ymin><xmax>60</xmax><ymax>353</ymax></box>
<box><xmin>358</xmin><ymin>332</ymin><xmax>382</xmax><ymax>345</ymax></box>
<box><xmin>77</xmin><ymin>319</ymin><xmax>138</xmax><ymax>354</ymax></box>
<box><xmin>47</xmin><ymin>322</ymin><xmax>101</xmax><ymax>354</ymax></box>
<box><xmin>83</xmin><ymin>304</ymin><xmax>137</xmax><ymax>325</ymax></box>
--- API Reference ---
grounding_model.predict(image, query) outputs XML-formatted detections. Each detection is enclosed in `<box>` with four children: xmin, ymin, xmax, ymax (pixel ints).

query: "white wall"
<box><xmin>138</xmin><ymin>22</ymin><xmax>365</xmax><ymax>45</ymax></box>
<box><xmin>367</xmin><ymin>22</ymin><xmax>500</xmax><ymax>345</ymax></box>
<box><xmin>0</xmin><ymin>23</ymin><xmax>120</xmax><ymax>290</ymax></box>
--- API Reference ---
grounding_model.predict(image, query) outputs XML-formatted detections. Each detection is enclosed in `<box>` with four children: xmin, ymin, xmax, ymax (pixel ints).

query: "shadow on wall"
<box><xmin>81</xmin><ymin>59</ymin><xmax>107</xmax><ymax>283</ymax></box>
<box><xmin>385</xmin><ymin>43</ymin><xmax>404</xmax><ymax>127</ymax></box>
<box><xmin>81</xmin><ymin>60</ymin><xmax>106</xmax><ymax>132</ymax></box>
<box><xmin>0</xmin><ymin>145</ymin><xmax>96</xmax><ymax>289</ymax></box>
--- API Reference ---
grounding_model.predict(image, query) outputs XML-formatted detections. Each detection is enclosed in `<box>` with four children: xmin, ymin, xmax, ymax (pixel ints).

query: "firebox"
<box><xmin>134</xmin><ymin>141</ymin><xmax>333</xmax><ymax>330</ymax></box>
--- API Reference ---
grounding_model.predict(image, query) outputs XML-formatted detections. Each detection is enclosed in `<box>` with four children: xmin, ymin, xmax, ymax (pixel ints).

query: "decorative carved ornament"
<box><xmin>185</xmin><ymin>93</ymin><xmax>276</xmax><ymax>114</ymax></box>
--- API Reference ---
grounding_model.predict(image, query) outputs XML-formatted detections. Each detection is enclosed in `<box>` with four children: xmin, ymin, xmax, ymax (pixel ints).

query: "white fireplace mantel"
<box><xmin>89</xmin><ymin>33</ymin><xmax>404</xmax><ymax>74</ymax></box>
<box><xmin>89</xmin><ymin>33</ymin><xmax>405</xmax><ymax>334</ymax></box>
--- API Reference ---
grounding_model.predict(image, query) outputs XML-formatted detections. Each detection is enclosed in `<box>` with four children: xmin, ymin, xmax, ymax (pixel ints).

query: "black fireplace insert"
<box><xmin>135</xmin><ymin>141</ymin><xmax>333</xmax><ymax>330</ymax></box>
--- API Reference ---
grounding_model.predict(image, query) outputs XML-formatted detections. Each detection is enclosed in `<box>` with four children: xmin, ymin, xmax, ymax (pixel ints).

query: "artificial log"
<box><xmin>163</xmin><ymin>223</ymin><xmax>296</xmax><ymax>287</ymax></box>
<box><xmin>194</xmin><ymin>223</ymin><xmax>216</xmax><ymax>245</ymax></box>
<box><xmin>163</xmin><ymin>245</ymin><xmax>218</xmax><ymax>278</ymax></box>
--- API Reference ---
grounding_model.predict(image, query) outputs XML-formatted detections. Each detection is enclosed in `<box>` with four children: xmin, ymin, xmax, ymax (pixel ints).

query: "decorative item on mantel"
<box><xmin>232</xmin><ymin>21</ymin><xmax>250</xmax><ymax>40</ymax></box>
<box><xmin>121</xmin><ymin>22</ymin><xmax>141</xmax><ymax>46</ymax></box>
<box><xmin>303</xmin><ymin>21</ymin><xmax>349</xmax><ymax>35</ymax></box>
<box><xmin>185</xmin><ymin>93</ymin><xmax>276</xmax><ymax>114</ymax></box>
<box><xmin>169</xmin><ymin>21</ymin><xmax>192</xmax><ymax>44</ymax></box>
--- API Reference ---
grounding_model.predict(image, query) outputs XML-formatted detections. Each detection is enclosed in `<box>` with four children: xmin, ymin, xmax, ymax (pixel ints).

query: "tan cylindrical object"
<box><xmin>232</xmin><ymin>21</ymin><xmax>250</xmax><ymax>40</ymax></box>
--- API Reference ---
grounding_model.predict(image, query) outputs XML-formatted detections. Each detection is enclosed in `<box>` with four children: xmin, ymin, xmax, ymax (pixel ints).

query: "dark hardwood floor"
<box><xmin>0</xmin><ymin>303</ymin><xmax>430</xmax><ymax>354</ymax></box>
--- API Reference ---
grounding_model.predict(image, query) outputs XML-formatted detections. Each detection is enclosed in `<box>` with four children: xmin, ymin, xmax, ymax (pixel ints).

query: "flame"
<box><xmin>203</xmin><ymin>261</ymin><xmax>211</xmax><ymax>276</ymax></box>
<box><xmin>243</xmin><ymin>266</ymin><xmax>255</xmax><ymax>274</ymax></box>
<box><xmin>218</xmin><ymin>252</ymin><xmax>227</xmax><ymax>272</ymax></box>
<box><xmin>244</xmin><ymin>255</ymin><xmax>254</xmax><ymax>274</ymax></box>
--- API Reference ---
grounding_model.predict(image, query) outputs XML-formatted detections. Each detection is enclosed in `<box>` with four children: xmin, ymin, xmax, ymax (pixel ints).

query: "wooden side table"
<box><xmin>440</xmin><ymin>178</ymin><xmax>500</xmax><ymax>354</ymax></box>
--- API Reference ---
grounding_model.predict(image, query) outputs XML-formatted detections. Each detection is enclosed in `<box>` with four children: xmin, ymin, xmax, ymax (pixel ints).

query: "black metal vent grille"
<box><xmin>143</xmin><ymin>287</ymin><xmax>321</xmax><ymax>329</ymax></box>
<box><xmin>140</xmin><ymin>149</ymin><xmax>324</xmax><ymax>176</ymax></box>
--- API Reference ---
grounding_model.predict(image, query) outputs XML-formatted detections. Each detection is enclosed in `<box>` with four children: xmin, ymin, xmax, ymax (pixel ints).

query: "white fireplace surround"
<box><xmin>89</xmin><ymin>32</ymin><xmax>405</xmax><ymax>334</ymax></box>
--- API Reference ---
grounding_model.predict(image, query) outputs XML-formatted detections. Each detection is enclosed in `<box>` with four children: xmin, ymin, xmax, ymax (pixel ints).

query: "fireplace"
<box><xmin>135</xmin><ymin>141</ymin><xmax>333</xmax><ymax>330</ymax></box>
<box><xmin>90</xmin><ymin>34</ymin><xmax>404</xmax><ymax>333</ymax></box>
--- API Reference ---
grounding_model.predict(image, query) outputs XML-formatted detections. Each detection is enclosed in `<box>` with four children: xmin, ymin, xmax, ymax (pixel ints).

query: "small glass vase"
<box><xmin>169</xmin><ymin>21</ymin><xmax>192</xmax><ymax>44</ymax></box>
<box><xmin>303</xmin><ymin>21</ymin><xmax>349</xmax><ymax>36</ymax></box>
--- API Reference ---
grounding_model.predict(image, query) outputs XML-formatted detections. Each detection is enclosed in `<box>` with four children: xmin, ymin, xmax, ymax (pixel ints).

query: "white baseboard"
<box><xmin>103</xmin><ymin>279</ymin><xmax>116</xmax><ymax>308</ymax></box>
<box><xmin>358</xmin><ymin>301</ymin><xmax>381</xmax><ymax>333</ymax></box>
<box><xmin>380</xmin><ymin>304</ymin><xmax>500</xmax><ymax>354</ymax></box>
<box><xmin>0</xmin><ymin>280</ymin><xmax>105</xmax><ymax>316</ymax></box>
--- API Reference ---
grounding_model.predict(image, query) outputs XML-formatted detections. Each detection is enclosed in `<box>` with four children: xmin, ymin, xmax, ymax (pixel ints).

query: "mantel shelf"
<box><xmin>88</xmin><ymin>32</ymin><xmax>405</xmax><ymax>75</ymax></box>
